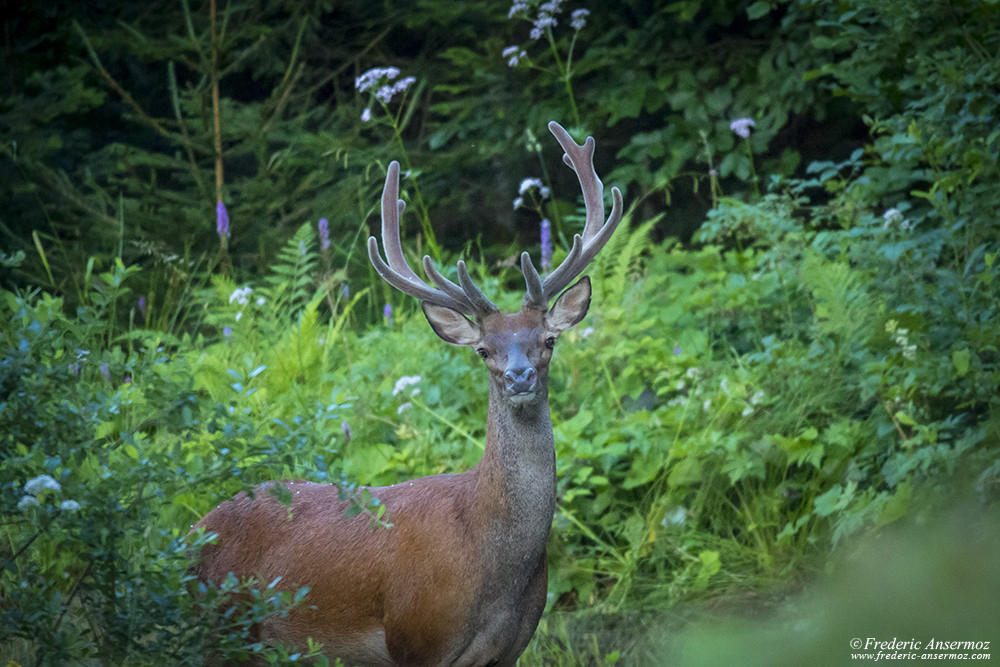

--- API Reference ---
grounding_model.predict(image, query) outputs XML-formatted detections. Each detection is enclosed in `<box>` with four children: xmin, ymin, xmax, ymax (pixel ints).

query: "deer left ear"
<box><xmin>422</xmin><ymin>302</ymin><xmax>482</xmax><ymax>346</ymax></box>
<box><xmin>547</xmin><ymin>276</ymin><xmax>591</xmax><ymax>333</ymax></box>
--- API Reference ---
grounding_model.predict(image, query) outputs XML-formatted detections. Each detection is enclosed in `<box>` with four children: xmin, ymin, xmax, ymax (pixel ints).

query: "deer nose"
<box><xmin>504</xmin><ymin>366</ymin><xmax>537</xmax><ymax>394</ymax></box>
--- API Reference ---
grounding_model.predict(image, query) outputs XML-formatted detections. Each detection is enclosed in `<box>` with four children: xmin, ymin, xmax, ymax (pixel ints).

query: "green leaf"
<box><xmin>951</xmin><ymin>348</ymin><xmax>970</xmax><ymax>376</ymax></box>
<box><xmin>746</xmin><ymin>1</ymin><xmax>771</xmax><ymax>20</ymax></box>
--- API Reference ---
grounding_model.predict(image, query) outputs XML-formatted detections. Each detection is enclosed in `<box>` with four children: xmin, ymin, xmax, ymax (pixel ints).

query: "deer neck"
<box><xmin>473</xmin><ymin>379</ymin><xmax>557</xmax><ymax>562</ymax></box>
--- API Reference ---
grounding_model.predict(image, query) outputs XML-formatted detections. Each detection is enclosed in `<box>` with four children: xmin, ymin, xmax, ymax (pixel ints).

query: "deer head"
<box><xmin>368</xmin><ymin>121</ymin><xmax>623</xmax><ymax>408</ymax></box>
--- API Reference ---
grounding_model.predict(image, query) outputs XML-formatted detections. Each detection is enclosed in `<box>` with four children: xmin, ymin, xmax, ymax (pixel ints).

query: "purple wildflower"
<box><xmin>383</xmin><ymin>303</ymin><xmax>393</xmax><ymax>324</ymax></box>
<box><xmin>570</xmin><ymin>8</ymin><xmax>590</xmax><ymax>30</ymax></box>
<box><xmin>318</xmin><ymin>218</ymin><xmax>330</xmax><ymax>252</ymax></box>
<box><xmin>360</xmin><ymin>107</ymin><xmax>372</xmax><ymax>123</ymax></box>
<box><xmin>216</xmin><ymin>201</ymin><xmax>230</xmax><ymax>238</ymax></box>
<box><xmin>138</xmin><ymin>296</ymin><xmax>147</xmax><ymax>319</ymax></box>
<box><xmin>223</xmin><ymin>326</ymin><xmax>233</xmax><ymax>337</ymax></box>
<box><xmin>540</xmin><ymin>219</ymin><xmax>553</xmax><ymax>272</ymax></box>
<box><xmin>100</xmin><ymin>362</ymin><xmax>110</xmax><ymax>382</ymax></box>
<box><xmin>341</xmin><ymin>421</ymin><xmax>353</xmax><ymax>444</ymax></box>
<box><xmin>674</xmin><ymin>347</ymin><xmax>683</xmax><ymax>355</ymax></box>
<box><xmin>729</xmin><ymin>118</ymin><xmax>756</xmax><ymax>139</ymax></box>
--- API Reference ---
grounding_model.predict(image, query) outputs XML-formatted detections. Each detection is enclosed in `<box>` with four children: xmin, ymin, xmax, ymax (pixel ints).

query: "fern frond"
<box><xmin>263</xmin><ymin>223</ymin><xmax>321</xmax><ymax>320</ymax></box>
<box><xmin>591</xmin><ymin>208</ymin><xmax>659</xmax><ymax>303</ymax></box>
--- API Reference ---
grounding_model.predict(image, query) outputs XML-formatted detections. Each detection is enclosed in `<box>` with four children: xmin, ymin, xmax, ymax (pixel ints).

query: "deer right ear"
<box><xmin>547</xmin><ymin>276</ymin><xmax>591</xmax><ymax>333</ymax></box>
<box><xmin>422</xmin><ymin>302</ymin><xmax>481</xmax><ymax>346</ymax></box>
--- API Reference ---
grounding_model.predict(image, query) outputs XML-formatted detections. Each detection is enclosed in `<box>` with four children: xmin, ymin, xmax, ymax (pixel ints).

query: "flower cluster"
<box><xmin>229</xmin><ymin>286</ymin><xmax>254</xmax><ymax>306</ymax></box>
<box><xmin>393</xmin><ymin>375</ymin><xmax>422</xmax><ymax>397</ymax></box>
<box><xmin>741</xmin><ymin>391</ymin><xmax>766</xmax><ymax>418</ymax></box>
<box><xmin>886</xmin><ymin>320</ymin><xmax>917</xmax><ymax>361</ymax></box>
<box><xmin>730</xmin><ymin>118</ymin><xmax>756</xmax><ymax>139</ymax></box>
<box><xmin>508</xmin><ymin>0</ymin><xmax>568</xmax><ymax>38</ymax></box>
<box><xmin>570</xmin><ymin>8</ymin><xmax>590</xmax><ymax>30</ymax></box>
<box><xmin>393</xmin><ymin>374</ymin><xmax>422</xmax><ymax>415</ymax></box>
<box><xmin>356</xmin><ymin>66</ymin><xmax>416</xmax><ymax>122</ymax></box>
<box><xmin>513</xmin><ymin>177</ymin><xmax>550</xmax><ymax>210</ymax></box>
<box><xmin>504</xmin><ymin>0</ymin><xmax>589</xmax><ymax>67</ymax></box>
<box><xmin>17</xmin><ymin>474</ymin><xmax>79</xmax><ymax>513</ymax></box>
<box><xmin>227</xmin><ymin>285</ymin><xmax>265</xmax><ymax>327</ymax></box>
<box><xmin>882</xmin><ymin>207</ymin><xmax>910</xmax><ymax>231</ymax></box>
<box><xmin>502</xmin><ymin>45</ymin><xmax>527</xmax><ymax>67</ymax></box>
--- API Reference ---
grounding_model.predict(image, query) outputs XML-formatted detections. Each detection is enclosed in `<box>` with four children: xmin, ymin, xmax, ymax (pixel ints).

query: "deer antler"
<box><xmin>367</xmin><ymin>161</ymin><xmax>498</xmax><ymax>317</ymax></box>
<box><xmin>369</xmin><ymin>123</ymin><xmax>622</xmax><ymax>316</ymax></box>
<box><xmin>526</xmin><ymin>121</ymin><xmax>623</xmax><ymax>305</ymax></box>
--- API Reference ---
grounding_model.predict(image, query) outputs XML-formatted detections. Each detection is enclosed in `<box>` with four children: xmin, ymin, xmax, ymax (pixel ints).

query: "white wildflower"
<box><xmin>60</xmin><ymin>500</ymin><xmax>81</xmax><ymax>512</ymax></box>
<box><xmin>891</xmin><ymin>327</ymin><xmax>918</xmax><ymax>361</ymax></box>
<box><xmin>570</xmin><ymin>8</ymin><xmax>590</xmax><ymax>30</ymax></box>
<box><xmin>539</xmin><ymin>0</ymin><xmax>564</xmax><ymax>13</ymax></box>
<box><xmin>24</xmin><ymin>474</ymin><xmax>61</xmax><ymax>495</ymax></box>
<box><xmin>393</xmin><ymin>76</ymin><xmax>416</xmax><ymax>95</ymax></box>
<box><xmin>235</xmin><ymin>311</ymin><xmax>243</xmax><ymax>322</ymax></box>
<box><xmin>750</xmin><ymin>391</ymin><xmax>765</xmax><ymax>405</ymax></box>
<box><xmin>518</xmin><ymin>177</ymin><xmax>545</xmax><ymax>194</ymax></box>
<box><xmin>513</xmin><ymin>196</ymin><xmax>525</xmax><ymax>211</ymax></box>
<box><xmin>741</xmin><ymin>406</ymin><xmax>754</xmax><ymax>417</ymax></box>
<box><xmin>508</xmin><ymin>1</ymin><xmax>529</xmax><ymax>18</ymax></box>
<box><xmin>256</xmin><ymin>297</ymin><xmax>266</xmax><ymax>306</ymax></box>
<box><xmin>530</xmin><ymin>14</ymin><xmax>558</xmax><ymax>40</ymax></box>
<box><xmin>502</xmin><ymin>45</ymin><xmax>527</xmax><ymax>67</ymax></box>
<box><xmin>360</xmin><ymin>107</ymin><xmax>372</xmax><ymax>123</ymax></box>
<box><xmin>397</xmin><ymin>402</ymin><xmax>413</xmax><ymax>415</ymax></box>
<box><xmin>17</xmin><ymin>496</ymin><xmax>39</xmax><ymax>511</ymax></box>
<box><xmin>355</xmin><ymin>67</ymin><xmax>399</xmax><ymax>93</ymax></box>
<box><xmin>729</xmin><ymin>118</ymin><xmax>756</xmax><ymax>139</ymax></box>
<box><xmin>882</xmin><ymin>208</ymin><xmax>904</xmax><ymax>228</ymax></box>
<box><xmin>581</xmin><ymin>326</ymin><xmax>594</xmax><ymax>339</ymax></box>
<box><xmin>229</xmin><ymin>286</ymin><xmax>253</xmax><ymax>306</ymax></box>
<box><xmin>393</xmin><ymin>375</ymin><xmax>422</xmax><ymax>397</ymax></box>
<box><xmin>661</xmin><ymin>506</ymin><xmax>687</xmax><ymax>528</ymax></box>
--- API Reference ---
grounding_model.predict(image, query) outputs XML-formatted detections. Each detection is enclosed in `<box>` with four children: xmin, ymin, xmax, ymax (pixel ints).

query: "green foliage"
<box><xmin>0</xmin><ymin>261</ymin><xmax>333</xmax><ymax>664</ymax></box>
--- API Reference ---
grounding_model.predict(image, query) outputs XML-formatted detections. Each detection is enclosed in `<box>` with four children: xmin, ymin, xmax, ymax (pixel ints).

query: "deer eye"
<box><xmin>476</xmin><ymin>348</ymin><xmax>489</xmax><ymax>359</ymax></box>
<box><xmin>545</xmin><ymin>336</ymin><xmax>556</xmax><ymax>349</ymax></box>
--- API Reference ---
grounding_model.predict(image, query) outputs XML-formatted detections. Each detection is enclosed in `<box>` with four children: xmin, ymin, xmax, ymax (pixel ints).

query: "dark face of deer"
<box><xmin>422</xmin><ymin>277</ymin><xmax>592</xmax><ymax>407</ymax></box>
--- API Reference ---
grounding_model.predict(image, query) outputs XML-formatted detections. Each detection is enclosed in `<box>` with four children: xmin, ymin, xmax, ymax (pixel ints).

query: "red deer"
<box><xmin>192</xmin><ymin>121</ymin><xmax>623</xmax><ymax>665</ymax></box>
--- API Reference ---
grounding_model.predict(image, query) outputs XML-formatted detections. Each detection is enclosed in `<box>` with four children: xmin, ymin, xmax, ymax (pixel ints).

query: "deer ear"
<box><xmin>422</xmin><ymin>302</ymin><xmax>481</xmax><ymax>346</ymax></box>
<box><xmin>547</xmin><ymin>276</ymin><xmax>591</xmax><ymax>333</ymax></box>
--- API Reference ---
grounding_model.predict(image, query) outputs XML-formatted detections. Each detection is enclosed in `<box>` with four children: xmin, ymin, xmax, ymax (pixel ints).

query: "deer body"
<box><xmin>193</xmin><ymin>122</ymin><xmax>622</xmax><ymax>665</ymax></box>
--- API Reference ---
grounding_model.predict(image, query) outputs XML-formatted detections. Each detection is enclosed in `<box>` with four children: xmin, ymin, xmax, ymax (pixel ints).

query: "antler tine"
<box><xmin>520</xmin><ymin>252</ymin><xmax>545</xmax><ymax>308</ymax></box>
<box><xmin>368</xmin><ymin>160</ymin><xmax>498</xmax><ymax>317</ymax></box>
<box><xmin>540</xmin><ymin>122</ymin><xmax>624</xmax><ymax>302</ymax></box>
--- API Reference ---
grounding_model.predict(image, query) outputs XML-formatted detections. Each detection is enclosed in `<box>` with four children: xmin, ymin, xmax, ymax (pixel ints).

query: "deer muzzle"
<box><xmin>504</xmin><ymin>343</ymin><xmax>538</xmax><ymax>401</ymax></box>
